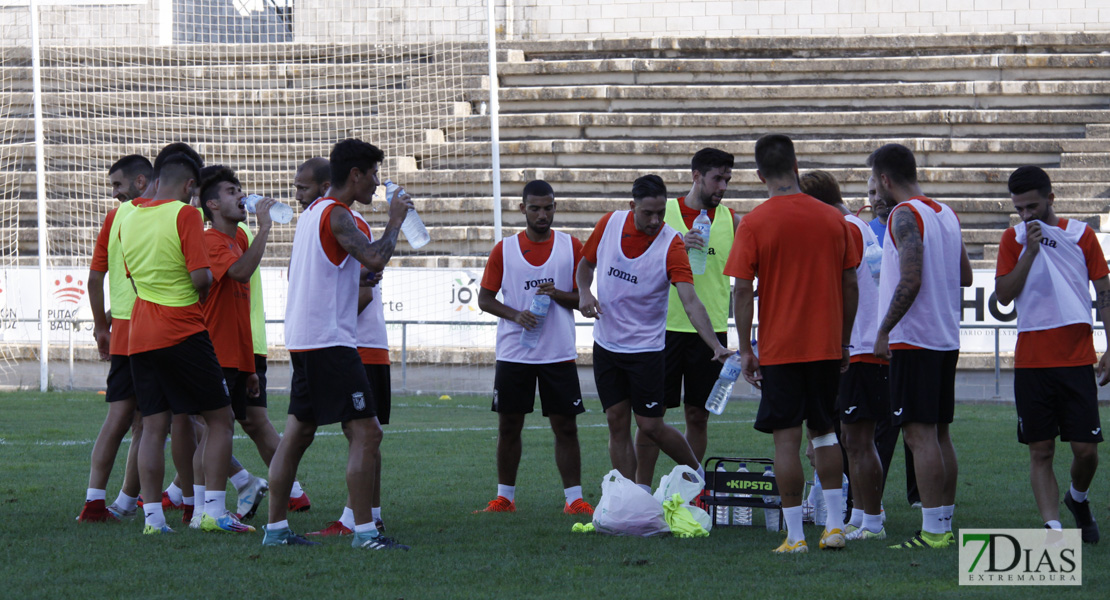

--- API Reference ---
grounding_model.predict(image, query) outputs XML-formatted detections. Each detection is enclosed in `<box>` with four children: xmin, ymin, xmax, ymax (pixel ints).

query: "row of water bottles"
<box><xmin>242</xmin><ymin>180</ymin><xmax>431</xmax><ymax>250</ymax></box>
<box><xmin>714</xmin><ymin>463</ymin><xmax>779</xmax><ymax>530</ymax></box>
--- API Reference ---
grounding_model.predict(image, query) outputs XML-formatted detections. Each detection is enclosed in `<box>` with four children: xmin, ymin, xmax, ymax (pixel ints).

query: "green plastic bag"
<box><xmin>663</xmin><ymin>493</ymin><xmax>710</xmax><ymax>538</ymax></box>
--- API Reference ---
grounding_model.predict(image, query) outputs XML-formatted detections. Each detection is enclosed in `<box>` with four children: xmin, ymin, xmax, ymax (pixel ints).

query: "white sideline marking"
<box><xmin>3</xmin><ymin>419</ymin><xmax>756</xmax><ymax>446</ymax></box>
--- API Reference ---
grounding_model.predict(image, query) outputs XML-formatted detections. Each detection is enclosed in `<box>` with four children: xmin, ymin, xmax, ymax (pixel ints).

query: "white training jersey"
<box><xmin>353</xmin><ymin>211</ymin><xmax>388</xmax><ymax>350</ymax></box>
<box><xmin>593</xmin><ymin>211</ymin><xmax>678</xmax><ymax>354</ymax></box>
<box><xmin>1012</xmin><ymin>218</ymin><xmax>1095</xmax><ymax>333</ymax></box>
<box><xmin>845</xmin><ymin>213</ymin><xmax>880</xmax><ymax>357</ymax></box>
<box><xmin>285</xmin><ymin>197</ymin><xmax>360</xmax><ymax>350</ymax></box>
<box><xmin>878</xmin><ymin>198</ymin><xmax>963</xmax><ymax>351</ymax></box>
<box><xmin>496</xmin><ymin>231</ymin><xmax>577</xmax><ymax>364</ymax></box>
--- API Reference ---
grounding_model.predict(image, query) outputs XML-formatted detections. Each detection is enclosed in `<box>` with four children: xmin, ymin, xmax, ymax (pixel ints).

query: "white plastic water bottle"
<box><xmin>763</xmin><ymin>465</ymin><xmax>780</xmax><ymax>531</ymax></box>
<box><xmin>812</xmin><ymin>472</ymin><xmax>827</xmax><ymax>527</ymax></box>
<box><xmin>863</xmin><ymin>239</ymin><xmax>882</xmax><ymax>283</ymax></box>
<box><xmin>704</xmin><ymin>352</ymin><xmax>742</xmax><ymax>415</ymax></box>
<box><xmin>688</xmin><ymin>209</ymin><xmax>711</xmax><ymax>275</ymax></box>
<box><xmin>384</xmin><ymin>180</ymin><xmax>430</xmax><ymax>249</ymax></box>
<box><xmin>243</xmin><ymin>194</ymin><xmax>294</xmax><ymax>224</ymax></box>
<box><xmin>519</xmin><ymin>293</ymin><xmax>551</xmax><ymax>349</ymax></box>
<box><xmin>733</xmin><ymin>463</ymin><xmax>752</xmax><ymax>526</ymax></box>
<box><xmin>714</xmin><ymin>463</ymin><xmax>729</xmax><ymax>525</ymax></box>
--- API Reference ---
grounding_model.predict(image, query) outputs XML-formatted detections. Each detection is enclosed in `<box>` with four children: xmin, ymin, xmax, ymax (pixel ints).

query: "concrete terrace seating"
<box><xmin>2</xmin><ymin>32</ymin><xmax>1110</xmax><ymax>271</ymax></box>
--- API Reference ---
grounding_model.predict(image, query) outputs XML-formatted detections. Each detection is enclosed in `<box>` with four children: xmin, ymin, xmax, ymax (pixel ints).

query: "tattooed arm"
<box><xmin>874</xmin><ymin>206</ymin><xmax>923</xmax><ymax>360</ymax></box>
<box><xmin>1094</xmin><ymin>277</ymin><xmax>1110</xmax><ymax>386</ymax></box>
<box><xmin>329</xmin><ymin>202</ymin><xmax>406</xmax><ymax>274</ymax></box>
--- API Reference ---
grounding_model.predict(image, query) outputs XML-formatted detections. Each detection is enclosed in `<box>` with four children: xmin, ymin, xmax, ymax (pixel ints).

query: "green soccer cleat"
<box><xmin>890</xmin><ymin>530</ymin><xmax>949</xmax><ymax>550</ymax></box>
<box><xmin>143</xmin><ymin>524</ymin><xmax>175</xmax><ymax>535</ymax></box>
<box><xmin>200</xmin><ymin>512</ymin><xmax>256</xmax><ymax>533</ymax></box>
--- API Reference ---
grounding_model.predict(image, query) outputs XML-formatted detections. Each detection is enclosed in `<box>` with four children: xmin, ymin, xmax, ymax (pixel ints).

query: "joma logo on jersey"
<box><xmin>1039</xmin><ymin>237</ymin><xmax>1057</xmax><ymax>248</ymax></box>
<box><xmin>726</xmin><ymin>480</ymin><xmax>774</xmax><ymax>492</ymax></box>
<box><xmin>523</xmin><ymin>277</ymin><xmax>554</xmax><ymax>291</ymax></box>
<box><xmin>606</xmin><ymin>267</ymin><xmax>638</xmax><ymax>284</ymax></box>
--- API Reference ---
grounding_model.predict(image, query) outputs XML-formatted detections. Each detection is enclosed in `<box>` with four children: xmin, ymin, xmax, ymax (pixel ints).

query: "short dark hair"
<box><xmin>153</xmin><ymin>142</ymin><xmax>203</xmax><ymax>179</ymax></box>
<box><xmin>866</xmin><ymin>143</ymin><xmax>917</xmax><ymax>186</ymax></box>
<box><xmin>754</xmin><ymin>134</ymin><xmax>797</xmax><ymax>179</ymax></box>
<box><xmin>297</xmin><ymin>157</ymin><xmax>331</xmax><ymax>187</ymax></box>
<box><xmin>799</xmin><ymin>170</ymin><xmax>844</xmax><ymax>207</ymax></box>
<box><xmin>156</xmin><ymin>153</ymin><xmax>200</xmax><ymax>199</ymax></box>
<box><xmin>691</xmin><ymin>148</ymin><xmax>735</xmax><ymax>175</ymax></box>
<box><xmin>330</xmin><ymin>139</ymin><xmax>384</xmax><ymax>188</ymax></box>
<box><xmin>198</xmin><ymin>165</ymin><xmax>240</xmax><ymax>220</ymax></box>
<box><xmin>631</xmin><ymin>174</ymin><xmax>667</xmax><ymax>202</ymax></box>
<box><xmin>1008</xmin><ymin>166</ymin><xmax>1052</xmax><ymax>198</ymax></box>
<box><xmin>522</xmin><ymin>179</ymin><xmax>554</xmax><ymax>201</ymax></box>
<box><xmin>108</xmin><ymin>154</ymin><xmax>152</xmax><ymax>180</ymax></box>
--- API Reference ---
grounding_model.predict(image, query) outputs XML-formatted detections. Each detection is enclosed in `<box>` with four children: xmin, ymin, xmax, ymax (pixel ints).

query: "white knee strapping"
<box><xmin>812</xmin><ymin>432</ymin><xmax>838</xmax><ymax>448</ymax></box>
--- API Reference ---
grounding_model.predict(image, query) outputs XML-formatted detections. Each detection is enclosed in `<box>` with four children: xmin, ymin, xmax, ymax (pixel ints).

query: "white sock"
<box><xmin>290</xmin><ymin>481</ymin><xmax>305</xmax><ymax>498</ymax></box>
<box><xmin>371</xmin><ymin>506</ymin><xmax>382</xmax><ymax>521</ymax></box>
<box><xmin>823</xmin><ymin>488</ymin><xmax>846</xmax><ymax>531</ymax></box>
<box><xmin>942</xmin><ymin>504</ymin><xmax>955</xmax><ymax>532</ymax></box>
<box><xmin>637</xmin><ymin>483</ymin><xmax>652</xmax><ymax>494</ymax></box>
<box><xmin>862</xmin><ymin>512</ymin><xmax>884</xmax><ymax>533</ymax></box>
<box><xmin>204</xmin><ymin>490</ymin><xmax>227</xmax><ymax>518</ymax></box>
<box><xmin>182</xmin><ymin>495</ymin><xmax>194</xmax><ymax>507</ymax></box>
<box><xmin>230</xmin><ymin>469</ymin><xmax>252</xmax><ymax>492</ymax></box>
<box><xmin>497</xmin><ymin>484</ymin><xmax>516</xmax><ymax>502</ymax></box>
<box><xmin>193</xmin><ymin>485</ymin><xmax>206</xmax><ymax>509</ymax></box>
<box><xmin>1046</xmin><ymin>519</ymin><xmax>1063</xmax><ymax>531</ymax></box>
<box><xmin>354</xmin><ymin>521</ymin><xmax>379</xmax><ymax>535</ymax></box>
<box><xmin>165</xmin><ymin>483</ymin><xmax>183</xmax><ymax>505</ymax></box>
<box><xmin>922</xmin><ymin>506</ymin><xmax>945</xmax><ymax>535</ymax></box>
<box><xmin>114</xmin><ymin>491</ymin><xmax>137</xmax><ymax>511</ymax></box>
<box><xmin>564</xmin><ymin>486</ymin><xmax>583</xmax><ymax>504</ymax></box>
<box><xmin>783</xmin><ymin>505</ymin><xmax>805</xmax><ymax>544</ymax></box>
<box><xmin>848</xmin><ymin>508</ymin><xmax>864</xmax><ymax>529</ymax></box>
<box><xmin>1069</xmin><ymin>484</ymin><xmax>1088</xmax><ymax>503</ymax></box>
<box><xmin>86</xmin><ymin>488</ymin><xmax>106</xmax><ymax>502</ymax></box>
<box><xmin>267</xmin><ymin>519</ymin><xmax>289</xmax><ymax>532</ymax></box>
<box><xmin>144</xmin><ymin>504</ymin><xmax>166</xmax><ymax>528</ymax></box>
<box><xmin>340</xmin><ymin>506</ymin><xmax>355</xmax><ymax>530</ymax></box>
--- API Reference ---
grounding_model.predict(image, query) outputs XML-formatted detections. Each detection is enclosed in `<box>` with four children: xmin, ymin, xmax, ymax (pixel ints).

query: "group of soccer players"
<box><xmin>77</xmin><ymin>134</ymin><xmax>1104</xmax><ymax>553</ymax></box>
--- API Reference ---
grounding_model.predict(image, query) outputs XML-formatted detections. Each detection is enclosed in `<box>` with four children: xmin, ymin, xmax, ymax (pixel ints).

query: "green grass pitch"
<box><xmin>0</xmin><ymin>391</ymin><xmax>1106</xmax><ymax>598</ymax></box>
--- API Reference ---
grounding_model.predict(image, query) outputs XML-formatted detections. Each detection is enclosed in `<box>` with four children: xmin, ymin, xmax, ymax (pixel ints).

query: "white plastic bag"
<box><xmin>592</xmin><ymin>469</ymin><xmax>669</xmax><ymax>537</ymax></box>
<box><xmin>653</xmin><ymin>465</ymin><xmax>712</xmax><ymax>532</ymax></box>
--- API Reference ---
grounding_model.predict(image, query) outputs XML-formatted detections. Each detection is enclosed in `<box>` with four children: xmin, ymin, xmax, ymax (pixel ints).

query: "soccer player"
<box><xmin>577</xmin><ymin>174</ymin><xmax>731</xmax><ymax>484</ymax></box>
<box><xmin>78</xmin><ymin>154</ymin><xmax>152</xmax><ymax>522</ymax></box>
<box><xmin>262</xmin><ymin>139</ymin><xmax>411</xmax><ymax>550</ymax></box>
<box><xmin>724</xmin><ymin>135</ymin><xmax>858</xmax><ymax>554</ymax></box>
<box><xmin>869</xmin><ymin>143</ymin><xmax>972</xmax><ymax>550</ymax></box>
<box><xmin>995</xmin><ymin>166</ymin><xmax>1106</xmax><ymax>543</ymax></box>
<box><xmin>800</xmin><ymin>170</ymin><xmax>887</xmax><ymax>540</ymax></box>
<box><xmin>293</xmin><ymin>157</ymin><xmax>331</xmax><ymax>209</ymax></box>
<box><xmin>635</xmin><ymin>148</ymin><xmax>739</xmax><ymax>488</ymax></box>
<box><xmin>119</xmin><ymin>150</ymin><xmax>252</xmax><ymax>535</ymax></box>
<box><xmin>470</xmin><ymin>179</ymin><xmax>592</xmax><ymax>515</ymax></box>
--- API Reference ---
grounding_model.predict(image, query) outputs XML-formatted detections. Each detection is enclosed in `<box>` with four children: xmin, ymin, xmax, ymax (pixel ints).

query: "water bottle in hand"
<box><xmin>705</xmin><ymin>351</ymin><xmax>742</xmax><ymax>415</ymax></box>
<box><xmin>863</xmin><ymin>239</ymin><xmax>882</xmax><ymax>283</ymax></box>
<box><xmin>385</xmin><ymin>179</ymin><xmax>430</xmax><ymax>249</ymax></box>
<box><xmin>243</xmin><ymin>194</ymin><xmax>294</xmax><ymax>224</ymax></box>
<box><xmin>688</xmin><ymin>209</ymin><xmax>712</xmax><ymax>275</ymax></box>
<box><xmin>519</xmin><ymin>293</ymin><xmax>551</xmax><ymax>349</ymax></box>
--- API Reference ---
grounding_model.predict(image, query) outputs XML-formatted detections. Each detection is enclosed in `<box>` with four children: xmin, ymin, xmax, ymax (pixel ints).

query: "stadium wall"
<box><xmin>3</xmin><ymin>0</ymin><xmax>1110</xmax><ymax>46</ymax></box>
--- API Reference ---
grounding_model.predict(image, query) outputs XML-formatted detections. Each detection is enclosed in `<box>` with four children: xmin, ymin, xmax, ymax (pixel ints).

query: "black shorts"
<box><xmin>129</xmin><ymin>332</ymin><xmax>231</xmax><ymax>417</ymax></box>
<box><xmin>837</xmin><ymin>361</ymin><xmax>890</xmax><ymax>424</ymax></box>
<box><xmin>664</xmin><ymin>331</ymin><xmax>727</xmax><ymax>409</ymax></box>
<box><xmin>106</xmin><ymin>354</ymin><xmax>136</xmax><ymax>402</ymax></box>
<box><xmin>254</xmin><ymin>354</ymin><xmax>268</xmax><ymax>406</ymax></box>
<box><xmin>364</xmin><ymin>363</ymin><xmax>392</xmax><ymax>425</ymax></box>
<box><xmin>593</xmin><ymin>343</ymin><xmax>665</xmax><ymax>418</ymax></box>
<box><xmin>889</xmin><ymin>348</ymin><xmax>958</xmax><ymax>426</ymax></box>
<box><xmin>1015</xmin><ymin>366</ymin><xmax>1104</xmax><ymax>445</ymax></box>
<box><xmin>223</xmin><ymin>367</ymin><xmax>266</xmax><ymax>421</ymax></box>
<box><xmin>288</xmin><ymin>346</ymin><xmax>375</xmax><ymax>426</ymax></box>
<box><xmin>755</xmin><ymin>360</ymin><xmax>840</xmax><ymax>434</ymax></box>
<box><xmin>493</xmin><ymin>361</ymin><xmax>585</xmax><ymax>417</ymax></box>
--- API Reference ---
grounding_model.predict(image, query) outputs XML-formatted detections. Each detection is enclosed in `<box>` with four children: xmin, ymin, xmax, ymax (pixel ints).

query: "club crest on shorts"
<box><xmin>352</xmin><ymin>391</ymin><xmax>366</xmax><ymax>411</ymax></box>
